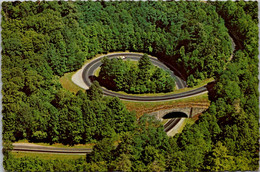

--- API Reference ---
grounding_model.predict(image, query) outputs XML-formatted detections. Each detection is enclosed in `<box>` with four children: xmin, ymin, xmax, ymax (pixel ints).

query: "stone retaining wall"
<box><xmin>149</xmin><ymin>107</ymin><xmax>208</xmax><ymax>120</ymax></box>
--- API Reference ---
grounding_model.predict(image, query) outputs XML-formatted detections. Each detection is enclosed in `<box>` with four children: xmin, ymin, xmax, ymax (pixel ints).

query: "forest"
<box><xmin>98</xmin><ymin>54</ymin><xmax>175</xmax><ymax>93</ymax></box>
<box><xmin>2</xmin><ymin>1</ymin><xmax>259</xmax><ymax>171</ymax></box>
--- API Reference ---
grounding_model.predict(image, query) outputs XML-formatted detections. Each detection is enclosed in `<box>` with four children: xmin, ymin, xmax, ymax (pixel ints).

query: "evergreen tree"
<box><xmin>87</xmin><ymin>81</ymin><xmax>103</xmax><ymax>101</ymax></box>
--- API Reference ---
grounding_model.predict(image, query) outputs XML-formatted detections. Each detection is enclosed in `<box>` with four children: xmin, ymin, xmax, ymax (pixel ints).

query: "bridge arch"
<box><xmin>162</xmin><ymin>111</ymin><xmax>188</xmax><ymax>119</ymax></box>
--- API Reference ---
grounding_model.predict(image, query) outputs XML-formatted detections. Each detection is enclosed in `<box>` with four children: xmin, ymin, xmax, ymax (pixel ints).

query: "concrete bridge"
<box><xmin>148</xmin><ymin>106</ymin><xmax>208</xmax><ymax>136</ymax></box>
<box><xmin>149</xmin><ymin>106</ymin><xmax>208</xmax><ymax>121</ymax></box>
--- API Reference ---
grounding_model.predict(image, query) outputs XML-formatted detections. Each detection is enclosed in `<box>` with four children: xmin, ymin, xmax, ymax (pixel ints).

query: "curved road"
<box><xmin>82</xmin><ymin>52</ymin><xmax>208</xmax><ymax>102</ymax></box>
<box><xmin>12</xmin><ymin>40</ymin><xmax>235</xmax><ymax>154</ymax></box>
<box><xmin>12</xmin><ymin>54</ymin><xmax>208</xmax><ymax>154</ymax></box>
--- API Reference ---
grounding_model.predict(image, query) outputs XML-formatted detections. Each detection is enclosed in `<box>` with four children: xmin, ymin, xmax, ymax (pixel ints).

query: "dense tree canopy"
<box><xmin>2</xmin><ymin>1</ymin><xmax>258</xmax><ymax>171</ymax></box>
<box><xmin>98</xmin><ymin>54</ymin><xmax>175</xmax><ymax>94</ymax></box>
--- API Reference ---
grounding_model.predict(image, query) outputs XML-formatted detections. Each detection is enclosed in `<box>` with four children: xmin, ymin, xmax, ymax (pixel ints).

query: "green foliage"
<box><xmin>76</xmin><ymin>1</ymin><xmax>231</xmax><ymax>86</ymax></box>
<box><xmin>4</xmin><ymin>156</ymin><xmax>90</xmax><ymax>171</ymax></box>
<box><xmin>86</xmin><ymin>137</ymin><xmax>116</xmax><ymax>163</ymax></box>
<box><xmin>49</xmin><ymin>89</ymin><xmax>137</xmax><ymax>144</ymax></box>
<box><xmin>86</xmin><ymin>81</ymin><xmax>103</xmax><ymax>101</ymax></box>
<box><xmin>2</xmin><ymin>1</ymin><xmax>258</xmax><ymax>171</ymax></box>
<box><xmin>166</xmin><ymin>1</ymin><xmax>259</xmax><ymax>171</ymax></box>
<box><xmin>98</xmin><ymin>55</ymin><xmax>175</xmax><ymax>94</ymax></box>
<box><xmin>85</xmin><ymin>115</ymin><xmax>170</xmax><ymax>171</ymax></box>
<box><xmin>2</xmin><ymin>0</ymin><xmax>232</xmax><ymax>147</ymax></box>
<box><xmin>138</xmin><ymin>54</ymin><xmax>151</xmax><ymax>71</ymax></box>
<box><xmin>211</xmin><ymin>3</ymin><xmax>259</xmax><ymax>169</ymax></box>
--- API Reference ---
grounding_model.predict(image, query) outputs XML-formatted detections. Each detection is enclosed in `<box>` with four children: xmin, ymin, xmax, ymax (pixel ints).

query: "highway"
<box><xmin>12</xmin><ymin>53</ymin><xmax>206</xmax><ymax>154</ymax></box>
<box><xmin>12</xmin><ymin>143</ymin><xmax>92</xmax><ymax>155</ymax></box>
<box><xmin>164</xmin><ymin>118</ymin><xmax>182</xmax><ymax>132</ymax></box>
<box><xmin>82</xmin><ymin>52</ymin><xmax>208</xmax><ymax>102</ymax></box>
<box><xmin>13</xmin><ymin>48</ymin><xmax>234</xmax><ymax>153</ymax></box>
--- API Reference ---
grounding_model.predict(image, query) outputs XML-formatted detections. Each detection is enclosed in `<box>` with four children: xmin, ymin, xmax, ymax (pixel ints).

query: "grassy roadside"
<box><xmin>59</xmin><ymin>51</ymin><xmax>131</xmax><ymax>93</ymax></box>
<box><xmin>167</xmin><ymin>118</ymin><xmax>196</xmax><ymax>136</ymax></box>
<box><xmin>113</xmin><ymin>77</ymin><xmax>214</xmax><ymax>96</ymax></box>
<box><xmin>161</xmin><ymin>119</ymin><xmax>169</xmax><ymax>125</ymax></box>
<box><xmin>59</xmin><ymin>72</ymin><xmax>85</xmax><ymax>94</ymax></box>
<box><xmin>59</xmin><ymin>51</ymin><xmax>214</xmax><ymax>96</ymax></box>
<box><xmin>11</xmin><ymin>152</ymin><xmax>85</xmax><ymax>160</ymax></box>
<box><xmin>93</xmin><ymin>54</ymin><xmax>214</xmax><ymax>97</ymax></box>
<box><xmin>173</xmin><ymin>77</ymin><xmax>214</xmax><ymax>94</ymax></box>
<box><xmin>94</xmin><ymin>67</ymin><xmax>101</xmax><ymax>77</ymax></box>
<box><xmin>60</xmin><ymin>65</ymin><xmax>213</xmax><ymax>97</ymax></box>
<box><xmin>123</xmin><ymin>92</ymin><xmax>210</xmax><ymax>118</ymax></box>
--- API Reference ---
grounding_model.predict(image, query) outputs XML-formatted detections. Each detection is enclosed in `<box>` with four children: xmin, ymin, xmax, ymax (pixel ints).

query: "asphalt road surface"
<box><xmin>82</xmin><ymin>52</ymin><xmax>208</xmax><ymax>102</ymax></box>
<box><xmin>164</xmin><ymin>118</ymin><xmax>182</xmax><ymax>132</ymax></box>
<box><xmin>12</xmin><ymin>143</ymin><xmax>92</xmax><ymax>155</ymax></box>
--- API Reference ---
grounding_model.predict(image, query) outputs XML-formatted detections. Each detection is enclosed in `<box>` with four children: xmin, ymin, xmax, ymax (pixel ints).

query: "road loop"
<box><xmin>80</xmin><ymin>52</ymin><xmax>208</xmax><ymax>102</ymax></box>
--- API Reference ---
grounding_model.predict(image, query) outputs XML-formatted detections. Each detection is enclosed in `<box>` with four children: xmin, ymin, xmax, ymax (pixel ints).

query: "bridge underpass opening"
<box><xmin>162</xmin><ymin>111</ymin><xmax>188</xmax><ymax>119</ymax></box>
